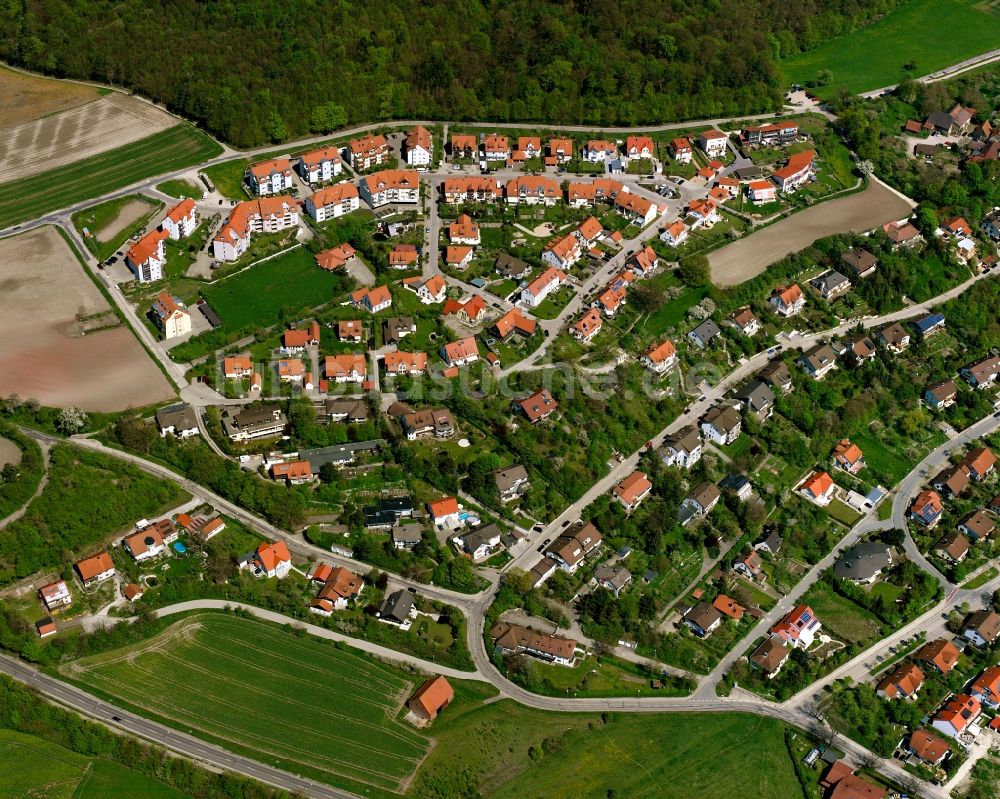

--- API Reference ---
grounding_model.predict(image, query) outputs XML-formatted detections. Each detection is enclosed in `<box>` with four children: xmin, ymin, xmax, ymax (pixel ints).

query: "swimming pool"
<box><xmin>173</xmin><ymin>541</ymin><xmax>188</xmax><ymax>554</ymax></box>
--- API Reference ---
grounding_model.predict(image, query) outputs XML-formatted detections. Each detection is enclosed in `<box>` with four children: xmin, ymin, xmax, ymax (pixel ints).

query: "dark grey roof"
<box><xmin>684</xmin><ymin>601</ymin><xmax>722</xmax><ymax>632</ymax></box>
<box><xmin>197</xmin><ymin>301</ymin><xmax>222</xmax><ymax>327</ymax></box>
<box><xmin>300</xmin><ymin>440</ymin><xmax>383</xmax><ymax>469</ymax></box>
<box><xmin>495</xmin><ymin>253</ymin><xmax>532</xmax><ymax>278</ymax></box>
<box><xmin>926</xmin><ymin>111</ymin><xmax>954</xmax><ymax>131</ymax></box>
<box><xmin>810</xmin><ymin>270</ymin><xmax>851</xmax><ymax>294</ymax></box>
<box><xmin>494</xmin><ymin>465</ymin><xmax>529</xmax><ymax>492</ymax></box>
<box><xmin>834</xmin><ymin>542</ymin><xmax>891</xmax><ymax>581</ymax></box>
<box><xmin>734</xmin><ymin>380</ymin><xmax>775</xmax><ymax>412</ymax></box>
<box><xmin>378</xmin><ymin>590</ymin><xmax>414</xmax><ymax>623</ymax></box>
<box><xmin>691</xmin><ymin>319</ymin><xmax>721</xmax><ymax>343</ymax></box>
<box><xmin>755</xmin><ymin>529</ymin><xmax>782</xmax><ymax>552</ymax></box>
<box><xmin>155</xmin><ymin>402</ymin><xmax>198</xmax><ymax>431</ymax></box>
<box><xmin>459</xmin><ymin>523</ymin><xmax>502</xmax><ymax>552</ymax></box>
<box><xmin>759</xmin><ymin>359</ymin><xmax>792</xmax><ymax>386</ymax></box>
<box><xmin>720</xmin><ymin>473</ymin><xmax>751</xmax><ymax>492</ymax></box>
<box><xmin>324</xmin><ymin>398</ymin><xmax>369</xmax><ymax>422</ymax></box>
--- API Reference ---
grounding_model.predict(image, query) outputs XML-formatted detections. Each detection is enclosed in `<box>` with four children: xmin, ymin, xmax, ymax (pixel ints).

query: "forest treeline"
<box><xmin>1</xmin><ymin>0</ymin><xmax>903</xmax><ymax>147</ymax></box>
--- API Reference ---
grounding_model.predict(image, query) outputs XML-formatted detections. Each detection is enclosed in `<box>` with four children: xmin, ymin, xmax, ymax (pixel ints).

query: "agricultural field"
<box><xmin>0</xmin><ymin>73</ymin><xmax>176</xmax><ymax>184</ymax></box>
<box><xmin>780</xmin><ymin>0</ymin><xmax>1000</xmax><ymax>98</ymax></box>
<box><xmin>200</xmin><ymin>245</ymin><xmax>344</xmax><ymax>330</ymax></box>
<box><xmin>0</xmin><ymin>226</ymin><xmax>174</xmax><ymax>411</ymax></box>
<box><xmin>0</xmin><ymin>66</ymin><xmax>98</xmax><ymax>129</ymax></box>
<box><xmin>708</xmin><ymin>179</ymin><xmax>913</xmax><ymax>287</ymax></box>
<box><xmin>72</xmin><ymin>194</ymin><xmax>162</xmax><ymax>261</ymax></box>
<box><xmin>66</xmin><ymin>613</ymin><xmax>432</xmax><ymax>794</ymax></box>
<box><xmin>0</xmin><ymin>728</ymin><xmax>193</xmax><ymax>799</ymax></box>
<box><xmin>0</xmin><ymin>124</ymin><xmax>222</xmax><ymax>229</ymax></box>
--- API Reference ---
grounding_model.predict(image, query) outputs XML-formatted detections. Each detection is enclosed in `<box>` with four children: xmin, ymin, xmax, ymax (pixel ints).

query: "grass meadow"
<box><xmin>779</xmin><ymin>0</ymin><xmax>1000</xmax><ymax>97</ymax></box>
<box><xmin>66</xmin><ymin>613</ymin><xmax>431</xmax><ymax>793</ymax></box>
<box><xmin>0</xmin><ymin>124</ymin><xmax>222</xmax><ymax>228</ymax></box>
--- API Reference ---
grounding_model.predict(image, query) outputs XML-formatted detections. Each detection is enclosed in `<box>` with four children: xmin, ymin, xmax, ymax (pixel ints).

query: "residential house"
<box><xmin>970</xmin><ymin>666</ymin><xmax>1000</xmax><ymax>708</ymax></box>
<box><xmin>505</xmin><ymin>175</ymin><xmax>560</xmax><ymax>206</ymax></box>
<box><xmin>547</xmin><ymin>522</ymin><xmax>602</xmax><ymax>573</ymax></box>
<box><xmin>454</xmin><ymin>523</ymin><xmax>502</xmax><ymax>562</ymax></box>
<box><xmin>678</xmin><ymin>483</ymin><xmax>721</xmax><ymax>526</ymax></box>
<box><xmin>878</xmin><ymin>322</ymin><xmax>910</xmax><ymax>353</ymax></box>
<box><xmin>746</xmin><ymin>180</ymin><xmax>777</xmax><ymax>203</ymax></box>
<box><xmin>834</xmin><ymin>542</ymin><xmax>892</xmax><ymax>584</ymax></box>
<box><xmin>516</xmin><ymin>388</ymin><xmax>559</xmax><ymax>423</ymax></box>
<box><xmin>248</xmin><ymin>541</ymin><xmax>291</xmax><ymax>579</ymax></box>
<box><xmin>916</xmin><ymin>639</ymin><xmax>960</xmax><ymax>674</ymax></box>
<box><xmin>720</xmin><ymin>473</ymin><xmax>753</xmax><ymax>501</ymax></box>
<box><xmin>378</xmin><ymin>590</ymin><xmax>414</xmax><ymax>625</ymax></box>
<box><xmin>769</xmin><ymin>284</ymin><xmax>805</xmax><ymax>316</ymax></box>
<box><xmin>571</xmin><ymin>308</ymin><xmax>603</xmax><ymax>342</ymax></box>
<box><xmin>842</xmin><ymin>248</ymin><xmax>878</xmax><ymax>278</ymax></box>
<box><xmin>73</xmin><ymin>552</ymin><xmax>115</xmax><ymax>588</ymax></box>
<box><xmin>734</xmin><ymin>380</ymin><xmax>775</xmax><ymax>421</ymax></box>
<box><xmin>324</xmin><ymin>354</ymin><xmax>367</xmax><ymax>383</ymax></box>
<box><xmin>964</xmin><ymin>609</ymin><xmax>1000</xmax><ymax>647</ymax></box>
<box><xmin>800</xmin><ymin>470</ymin><xmax>835</xmax><ymax>506</ymax></box>
<box><xmin>270</xmin><ymin>460</ymin><xmax>313</xmax><ymax>485</ymax></box>
<box><xmin>754</xmin><ymin>529</ymin><xmax>782</xmax><ymax>555</ymax></box>
<box><xmin>612</xmin><ymin>470</ymin><xmax>653</xmax><ymax>512</ymax></box>
<box><xmin>362</xmin><ymin>495</ymin><xmax>415</xmax><ymax>529</ymax></box>
<box><xmin>906</xmin><ymin>730</ymin><xmax>951</xmax><ymax>768</ymax></box>
<box><xmin>924</xmin><ymin>103</ymin><xmax>976</xmax><ymax>135</ymax></box>
<box><xmin>396</xmin><ymin>406</ymin><xmax>455</xmax><ymax>440</ymax></box>
<box><xmin>931</xmin><ymin>694</ymin><xmax>981</xmax><ymax>738</ymax></box>
<box><xmin>491</xmin><ymin>622</ymin><xmax>578</xmax><ymax>666</ymax></box>
<box><xmin>933</xmin><ymin>464</ymin><xmax>969</xmax><ymax>496</ymax></box>
<box><xmin>220</xmin><ymin>406</ymin><xmax>288</xmax><ymax>442</ymax></box>
<box><xmin>304</xmin><ymin>183</ymin><xmax>360</xmax><ymax>222</ymax></box>
<box><xmin>832</xmin><ymin>439</ymin><xmax>865</xmax><ymax>474</ymax></box>
<box><xmin>337</xmin><ymin>319</ymin><xmax>363</xmax><ymax>343</ymax></box>
<box><xmin>713</xmin><ymin>595</ymin><xmax>745</xmax><ymax>620</ymax></box>
<box><xmin>359</xmin><ymin>170</ymin><xmax>420</xmax><ymax>207</ymax></box>
<box><xmin>661</xmin><ymin>426</ymin><xmax>702</xmax><ymax>469</ymax></box>
<box><xmin>697</xmin><ymin>130</ymin><xmax>728</xmax><ymax>158</ymax></box>
<box><xmin>566</xmin><ymin>178</ymin><xmax>627</xmax><ymax>207</ymax></box>
<box><xmin>442</xmin><ymin>176</ymin><xmax>500</xmax><ymax>203</ymax></box>
<box><xmin>962</xmin><ymin>355</ymin><xmax>1000</xmax><ymax>389</ymax></box>
<box><xmin>351</xmin><ymin>285</ymin><xmax>393</xmax><ymax>313</ymax></box>
<box><xmin>441</xmin><ymin>336</ymin><xmax>479</xmax><ymax>367</ymax></box>
<box><xmin>315</xmin><ymin>242</ymin><xmax>356</xmax><ymax>270</ymax></box>
<box><xmin>122</xmin><ymin>527</ymin><xmax>169</xmax><ymax>562</ymax></box>
<box><xmin>771</xmin><ymin>604</ymin><xmax>821</xmax><ymax>649</ymax></box>
<box><xmin>669</xmin><ymin>137</ymin><xmax>693</xmax><ymax>163</ymax></box>
<box><xmin>798</xmin><ymin>344</ymin><xmax>837</xmax><ymax>380</ymax></box>
<box><xmin>687</xmin><ymin>198</ymin><xmax>719</xmax><ymax>228</ymax></box>
<box><xmin>310</xmin><ymin>567</ymin><xmax>364</xmax><ymax>615</ymax></box>
<box><xmin>492</xmin><ymin>307</ymin><xmax>537</xmax><ymax>341</ymax></box>
<box><xmin>448</xmin><ymin>213</ymin><xmax>480</xmax><ymax>245</ymax></box>
<box><xmin>741</xmin><ymin>122</ymin><xmax>798</xmax><ymax>146</ymax></box>
<box><xmin>39</xmin><ymin>580</ymin><xmax>71</xmax><ymax>611</ymax></box>
<box><xmin>614</xmin><ymin>192</ymin><xmax>658</xmax><ymax>227</ymax></box>
<box><xmin>245</xmin><ymin>158</ymin><xmax>293</xmax><ymax>195</ymax></box>
<box><xmin>212</xmin><ymin>197</ymin><xmax>299</xmax><ymax>262</ymax></box>
<box><xmin>222</xmin><ymin>354</ymin><xmax>254</xmax><ymax>380</ymax></box>
<box><xmin>810</xmin><ymin>270</ymin><xmax>852</xmax><ymax>301</ymax></box>
<box><xmin>383</xmin><ymin>351</ymin><xmax>428</xmax><ymax>376</ymax></box>
<box><xmin>848</xmin><ymin>334</ymin><xmax>877</xmax><ymax>366</ymax></box>
<box><xmin>771</xmin><ymin>149</ymin><xmax>815</xmax><ymax>192</ymax></box>
<box><xmin>150</xmin><ymin>292</ymin><xmax>192</xmax><ymax>340</ymax></box>
<box><xmin>683</xmin><ymin>602</ymin><xmax>723</xmax><ymax>638</ymax></box>
<box><xmin>925</xmin><ymin>379</ymin><xmax>958</xmax><ymax>409</ymax></box>
<box><xmin>726</xmin><ymin>307</ymin><xmax>760</xmax><ymax>337</ymax></box>
<box><xmin>281</xmin><ymin>321</ymin><xmax>321</xmax><ymax>353</ymax></box>
<box><xmin>126</xmin><ymin>228</ymin><xmax>167</xmax><ymax>282</ymax></box>
<box><xmin>759</xmin><ymin>359</ymin><xmax>793</xmax><ymax>393</ymax></box>
<box><xmin>391</xmin><ymin>522</ymin><xmax>423</xmax><ymax>550</ymax></box>
<box><xmin>542</xmin><ymin>232</ymin><xmax>583</xmax><ymax>270</ymax></box>
<box><xmin>404</xmin><ymin>125</ymin><xmax>433</xmax><ymax>166</ymax></box>
<box><xmin>408</xmin><ymin>676</ymin><xmax>453</xmax><ymax>721</ymax></box>
<box><xmin>934</xmin><ymin>531</ymin><xmax>970</xmax><ymax>563</ymax></box>
<box><xmin>428</xmin><ymin>496</ymin><xmax>461</xmax><ymax>529</ymax></box>
<box><xmin>959</xmin><ymin>510</ymin><xmax>995</xmax><ymax>541</ymax></box>
<box><xmin>593</xmin><ymin>563</ymin><xmax>632</xmax><ymax>596</ymax></box>
<box><xmin>155</xmin><ymin>403</ymin><xmax>199</xmax><ymax>438</ymax></box>
<box><xmin>688</xmin><ymin>319</ymin><xmax>721</xmax><ymax>349</ymax></box>
<box><xmin>583</xmin><ymin>140</ymin><xmax>618</xmax><ymax>162</ymax></box>
<box><xmin>162</xmin><ymin>198</ymin><xmax>197</xmax><ymax>239</ymax></box>
<box><xmin>520</xmin><ymin>266</ymin><xmax>566</xmax><ymax>307</ymax></box>
<box><xmin>624</xmin><ymin>135</ymin><xmax>654</xmax><ymax>161</ymax></box>
<box><xmin>883</xmin><ymin>219</ymin><xmax>923</xmax><ymax>248</ymax></box>
<box><xmin>659</xmin><ymin>219</ymin><xmax>689</xmax><ymax>247</ymax></box>
<box><xmin>495</xmin><ymin>253</ymin><xmax>532</xmax><ymax>280</ymax></box>
<box><xmin>749</xmin><ymin>637</ymin><xmax>790</xmax><ymax>679</ymax></box>
<box><xmin>548</xmin><ymin>138</ymin><xmax>574</xmax><ymax>162</ymax></box>
<box><xmin>701</xmin><ymin>406</ymin><xmax>741</xmax><ymax>446</ymax></box>
<box><xmin>642</xmin><ymin>340</ymin><xmax>678</xmax><ymax>373</ymax></box>
<box><xmin>297</xmin><ymin>147</ymin><xmax>343</xmax><ymax>184</ymax></box>
<box><xmin>733</xmin><ymin>549</ymin><xmax>765</xmax><ymax>581</ymax></box>
<box><xmin>483</xmin><ymin>133</ymin><xmax>510</xmax><ymax>161</ymax></box>
<box><xmin>494</xmin><ymin>465</ymin><xmax>530</xmax><ymax>503</ymax></box>
<box><xmin>450</xmin><ymin>134</ymin><xmax>478</xmax><ymax>158</ymax></box>
<box><xmin>346</xmin><ymin>134</ymin><xmax>389</xmax><ymax>170</ymax></box>
<box><xmin>445</xmin><ymin>244</ymin><xmax>473</xmax><ymax>269</ymax></box>
<box><xmin>961</xmin><ymin>447</ymin><xmax>997</xmax><ymax>481</ymax></box>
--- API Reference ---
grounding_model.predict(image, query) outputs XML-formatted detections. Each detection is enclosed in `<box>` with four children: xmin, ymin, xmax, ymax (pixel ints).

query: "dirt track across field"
<box><xmin>0</xmin><ymin>91</ymin><xmax>175</xmax><ymax>184</ymax></box>
<box><xmin>0</xmin><ymin>227</ymin><xmax>174</xmax><ymax>412</ymax></box>
<box><xmin>709</xmin><ymin>179</ymin><xmax>915</xmax><ymax>287</ymax></box>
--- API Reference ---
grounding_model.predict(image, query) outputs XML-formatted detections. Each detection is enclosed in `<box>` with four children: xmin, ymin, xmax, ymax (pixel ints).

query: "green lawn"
<box><xmin>850</xmin><ymin>431</ymin><xmax>916</xmax><ymax>487</ymax></box>
<box><xmin>0</xmin><ymin>124</ymin><xmax>222</xmax><ymax>228</ymax></box>
<box><xmin>644</xmin><ymin>286</ymin><xmax>711</xmax><ymax>336</ymax></box>
<box><xmin>802</xmin><ymin>583</ymin><xmax>882</xmax><ymax>645</ymax></box>
<box><xmin>779</xmin><ymin>0</ymin><xmax>1000</xmax><ymax>97</ymax></box>
<box><xmin>826</xmin><ymin>498</ymin><xmax>862</xmax><ymax>527</ymax></box>
<box><xmin>200</xmin><ymin>246</ymin><xmax>342</xmax><ymax>330</ymax></box>
<box><xmin>0</xmin><ymin>728</ymin><xmax>193</xmax><ymax>799</ymax></box>
<box><xmin>71</xmin><ymin>194</ymin><xmax>162</xmax><ymax>262</ymax></box>
<box><xmin>963</xmin><ymin>566</ymin><xmax>999</xmax><ymax>590</ymax></box>
<box><xmin>202</xmin><ymin>158</ymin><xmax>251</xmax><ymax>199</ymax></box>
<box><xmin>156</xmin><ymin>178</ymin><xmax>203</xmax><ymax>199</ymax></box>
<box><xmin>66</xmin><ymin>613</ymin><xmax>431</xmax><ymax>794</ymax></box>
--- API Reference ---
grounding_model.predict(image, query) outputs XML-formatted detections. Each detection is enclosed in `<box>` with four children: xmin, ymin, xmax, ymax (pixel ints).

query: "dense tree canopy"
<box><xmin>1</xmin><ymin>0</ymin><xmax>904</xmax><ymax>146</ymax></box>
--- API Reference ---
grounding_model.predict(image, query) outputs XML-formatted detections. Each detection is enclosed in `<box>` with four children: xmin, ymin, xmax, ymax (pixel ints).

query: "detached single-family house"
<box><xmin>351</xmin><ymin>285</ymin><xmax>393</xmax><ymax>313</ymax></box>
<box><xmin>454</xmin><ymin>524</ymin><xmax>502</xmax><ymax>562</ymax></box>
<box><xmin>701</xmin><ymin>406</ymin><xmax>741</xmax><ymax>446</ymax></box>
<box><xmin>962</xmin><ymin>355</ymin><xmax>1000</xmax><ymax>389</ymax></box>
<box><xmin>271</xmin><ymin>460</ymin><xmax>313</xmax><ymax>485</ymax></box>
<box><xmin>746</xmin><ymin>180</ymin><xmax>777</xmax><ymax>203</ymax></box>
<box><xmin>771</xmin><ymin>604</ymin><xmax>821</xmax><ymax>649</ymax></box>
<box><xmin>661</xmin><ymin>426</ymin><xmax>702</xmax><ymax>469</ymax></box>
<box><xmin>642</xmin><ymin>340</ymin><xmax>677</xmax><ymax>374</ymax></box>
<box><xmin>907</xmin><ymin>730</ymin><xmax>951</xmax><ymax>768</ymax></box>
<box><xmin>878</xmin><ymin>322</ymin><xmax>910</xmax><ymax>353</ymax></box>
<box><xmin>74</xmin><ymin>552</ymin><xmax>116</xmax><ymax>587</ymax></box>
<box><xmin>772</xmin><ymin>149</ymin><xmax>815</xmax><ymax>192</ymax></box>
<box><xmin>593</xmin><ymin>563</ymin><xmax>632</xmax><ymax>596</ymax></box>
<box><xmin>769</xmin><ymin>284</ymin><xmax>805</xmax><ymax>316</ymax></box>
<box><xmin>965</xmin><ymin>609</ymin><xmax>1000</xmax><ymax>647</ymax></box>
<box><xmin>726</xmin><ymin>307</ymin><xmax>760</xmax><ymax>337</ymax></box>
<box><xmin>683</xmin><ymin>602</ymin><xmax>723</xmax><ymax>638</ymax></box>
<box><xmin>876</xmin><ymin>661</ymin><xmax>925</xmax><ymax>700</ymax></box>
<box><xmin>800</xmin><ymin>470</ymin><xmax>835</xmax><ymax>506</ymax></box>
<box><xmin>669</xmin><ymin>137</ymin><xmax>693</xmax><ymax>163</ymax></box>
<box><xmin>546</xmin><ymin>522</ymin><xmax>603</xmax><ymax>573</ymax></box>
<box><xmin>935</xmin><ymin>530</ymin><xmax>971</xmax><ymax>563</ymax></box>
<box><xmin>678</xmin><ymin>483</ymin><xmax>721</xmax><ymax>526</ymax></box>
<box><xmin>441</xmin><ymin>336</ymin><xmax>479</xmax><ymax>368</ymax></box>
<box><xmin>834</xmin><ymin>542</ymin><xmax>892</xmax><ymax>584</ymax></box>
<box><xmin>733</xmin><ymin>380</ymin><xmax>775</xmax><ymax>421</ymax></box>
<box><xmin>931</xmin><ymin>694</ymin><xmax>981</xmax><ymax>738</ymax></box>
<box><xmin>310</xmin><ymin>567</ymin><xmax>364</xmax><ymax>615</ymax></box>
<box><xmin>660</xmin><ymin>220</ymin><xmax>689</xmax><ymax>247</ymax></box>
<box><xmin>520</xmin><ymin>266</ymin><xmax>566</xmax><ymax>308</ymax></box>
<box><xmin>39</xmin><ymin>580</ymin><xmax>71</xmax><ymax>611</ymax></box>
<box><xmin>494</xmin><ymin>465</ymin><xmax>530</xmax><ymax>503</ymax></box>
<box><xmin>832</xmin><ymin>439</ymin><xmax>865</xmax><ymax>474</ymax></box>
<box><xmin>910</xmin><ymin>490</ymin><xmax>944</xmax><ymax>528</ymax></box>
<box><xmin>428</xmin><ymin>496</ymin><xmax>461</xmax><ymax>528</ymax></box>
<box><xmin>688</xmin><ymin>319</ymin><xmax>721</xmax><ymax>349</ymax></box>
<box><xmin>612</xmin><ymin>470</ymin><xmax>653</xmax><ymax>512</ymax></box>
<box><xmin>916</xmin><ymin>639</ymin><xmax>960</xmax><ymax>675</ymax></box>
<box><xmin>408</xmin><ymin>676</ymin><xmax>453</xmax><ymax>721</ymax></box>
<box><xmin>969</xmin><ymin>666</ymin><xmax>1000</xmax><ymax>708</ymax></box>
<box><xmin>925</xmin><ymin>379</ymin><xmax>958</xmax><ymax>409</ymax></box>
<box><xmin>959</xmin><ymin>510</ymin><xmax>995</xmax><ymax>542</ymax></box>
<box><xmin>759</xmin><ymin>359</ymin><xmax>793</xmax><ymax>393</ymax></box>
<box><xmin>961</xmin><ymin>447</ymin><xmax>996</xmax><ymax>481</ymax></box>
<box><xmin>798</xmin><ymin>344</ymin><xmax>837</xmax><ymax>380</ymax></box>
<box><xmin>749</xmin><ymin>637</ymin><xmax>790</xmax><ymax>679</ymax></box>
<box><xmin>571</xmin><ymin>308</ymin><xmax>603</xmax><ymax>343</ymax></box>
<box><xmin>697</xmin><ymin>130</ymin><xmax>728</xmax><ymax>158</ymax></box>
<box><xmin>733</xmin><ymin>549</ymin><xmax>764</xmax><ymax>581</ymax></box>
<box><xmin>516</xmin><ymin>388</ymin><xmax>559</xmax><ymax>423</ymax></box>
<box><xmin>491</xmin><ymin>622</ymin><xmax>579</xmax><ymax>666</ymax></box>
<box><xmin>842</xmin><ymin>248</ymin><xmax>878</xmax><ymax>278</ymax></box>
<box><xmin>809</xmin><ymin>270</ymin><xmax>851</xmax><ymax>301</ymax></box>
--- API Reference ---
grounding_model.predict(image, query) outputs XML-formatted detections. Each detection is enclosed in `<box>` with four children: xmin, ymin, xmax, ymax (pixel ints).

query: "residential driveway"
<box><xmin>708</xmin><ymin>178</ymin><xmax>914</xmax><ymax>287</ymax></box>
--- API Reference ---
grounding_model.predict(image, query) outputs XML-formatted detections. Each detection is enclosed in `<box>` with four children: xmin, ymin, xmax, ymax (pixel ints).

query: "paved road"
<box><xmin>859</xmin><ymin>47</ymin><xmax>1000</xmax><ymax>98</ymax></box>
